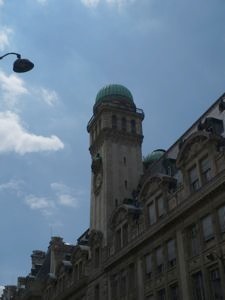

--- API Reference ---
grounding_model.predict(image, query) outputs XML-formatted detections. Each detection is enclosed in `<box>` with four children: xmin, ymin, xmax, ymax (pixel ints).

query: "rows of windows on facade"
<box><xmin>1</xmin><ymin>85</ymin><xmax>225</xmax><ymax>300</ymax></box>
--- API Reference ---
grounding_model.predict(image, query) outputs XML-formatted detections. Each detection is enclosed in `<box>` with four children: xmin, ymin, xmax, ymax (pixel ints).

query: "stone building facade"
<box><xmin>2</xmin><ymin>84</ymin><xmax>225</xmax><ymax>300</ymax></box>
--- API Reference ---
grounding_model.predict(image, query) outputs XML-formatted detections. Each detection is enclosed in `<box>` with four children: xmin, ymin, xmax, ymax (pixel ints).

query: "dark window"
<box><xmin>124</xmin><ymin>180</ymin><xmax>128</xmax><ymax>189</ymax></box>
<box><xmin>74</xmin><ymin>264</ymin><xmax>79</xmax><ymax>281</ymax></box>
<box><xmin>122</xmin><ymin>117</ymin><xmax>127</xmax><ymax>131</ymax></box>
<box><xmin>157</xmin><ymin>195</ymin><xmax>165</xmax><ymax>218</ymax></box>
<box><xmin>167</xmin><ymin>239</ymin><xmax>176</xmax><ymax>267</ymax></box>
<box><xmin>131</xmin><ymin>120</ymin><xmax>136</xmax><ymax>133</ymax></box>
<box><xmin>115</xmin><ymin>228</ymin><xmax>122</xmax><ymax>251</ymax></box>
<box><xmin>122</xmin><ymin>223</ymin><xmax>128</xmax><ymax>247</ymax></box>
<box><xmin>157</xmin><ymin>289</ymin><xmax>166</xmax><ymax>300</ymax></box>
<box><xmin>192</xmin><ymin>271</ymin><xmax>205</xmax><ymax>300</ymax></box>
<box><xmin>189</xmin><ymin>165</ymin><xmax>200</xmax><ymax>191</ymax></box>
<box><xmin>120</xmin><ymin>270</ymin><xmax>127</xmax><ymax>298</ymax></box>
<box><xmin>94</xmin><ymin>284</ymin><xmax>100</xmax><ymax>300</ymax></box>
<box><xmin>148</xmin><ymin>202</ymin><xmax>156</xmax><ymax>225</ymax></box>
<box><xmin>94</xmin><ymin>247</ymin><xmax>100</xmax><ymax>268</ymax></box>
<box><xmin>189</xmin><ymin>224</ymin><xmax>200</xmax><ymax>256</ymax></box>
<box><xmin>170</xmin><ymin>284</ymin><xmax>179</xmax><ymax>300</ymax></box>
<box><xmin>200</xmin><ymin>156</ymin><xmax>211</xmax><ymax>184</ymax></box>
<box><xmin>218</xmin><ymin>205</ymin><xmax>225</xmax><ymax>232</ymax></box>
<box><xmin>112</xmin><ymin>115</ymin><xmax>117</xmax><ymax>129</ymax></box>
<box><xmin>78</xmin><ymin>261</ymin><xmax>83</xmax><ymax>279</ymax></box>
<box><xmin>210</xmin><ymin>269</ymin><xmax>223</xmax><ymax>300</ymax></box>
<box><xmin>202</xmin><ymin>215</ymin><xmax>214</xmax><ymax>241</ymax></box>
<box><xmin>146</xmin><ymin>295</ymin><xmax>154</xmax><ymax>300</ymax></box>
<box><xmin>128</xmin><ymin>263</ymin><xmax>135</xmax><ymax>290</ymax></box>
<box><xmin>145</xmin><ymin>254</ymin><xmax>152</xmax><ymax>276</ymax></box>
<box><xmin>111</xmin><ymin>275</ymin><xmax>119</xmax><ymax>300</ymax></box>
<box><xmin>156</xmin><ymin>246</ymin><xmax>164</xmax><ymax>273</ymax></box>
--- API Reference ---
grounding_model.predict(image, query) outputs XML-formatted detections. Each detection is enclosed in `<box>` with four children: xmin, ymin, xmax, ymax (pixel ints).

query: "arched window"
<box><xmin>122</xmin><ymin>117</ymin><xmax>127</xmax><ymax>131</ymax></box>
<box><xmin>112</xmin><ymin>115</ymin><xmax>117</xmax><ymax>129</ymax></box>
<box><xmin>131</xmin><ymin>120</ymin><xmax>136</xmax><ymax>133</ymax></box>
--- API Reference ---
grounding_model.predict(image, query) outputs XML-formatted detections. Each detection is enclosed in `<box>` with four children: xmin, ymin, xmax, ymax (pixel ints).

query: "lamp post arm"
<box><xmin>0</xmin><ymin>52</ymin><xmax>21</xmax><ymax>60</ymax></box>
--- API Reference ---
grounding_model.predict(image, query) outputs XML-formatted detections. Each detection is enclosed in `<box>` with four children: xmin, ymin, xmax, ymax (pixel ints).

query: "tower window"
<box><xmin>122</xmin><ymin>117</ymin><xmax>127</xmax><ymax>131</ymax></box>
<box><xmin>112</xmin><ymin>115</ymin><xmax>117</xmax><ymax>129</ymax></box>
<box><xmin>94</xmin><ymin>247</ymin><xmax>100</xmax><ymax>268</ymax></box>
<box><xmin>123</xmin><ymin>157</ymin><xmax>126</xmax><ymax>165</ymax></box>
<box><xmin>98</xmin><ymin>119</ymin><xmax>102</xmax><ymax>131</ymax></box>
<box><xmin>131</xmin><ymin>120</ymin><xmax>136</xmax><ymax>133</ymax></box>
<box><xmin>124</xmin><ymin>180</ymin><xmax>128</xmax><ymax>189</ymax></box>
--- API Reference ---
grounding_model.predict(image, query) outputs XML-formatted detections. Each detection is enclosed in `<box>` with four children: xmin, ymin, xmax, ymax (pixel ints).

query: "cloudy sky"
<box><xmin>0</xmin><ymin>0</ymin><xmax>225</xmax><ymax>290</ymax></box>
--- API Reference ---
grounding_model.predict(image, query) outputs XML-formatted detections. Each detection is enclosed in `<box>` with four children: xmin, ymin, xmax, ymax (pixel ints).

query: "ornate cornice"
<box><xmin>89</xmin><ymin>128</ymin><xmax>143</xmax><ymax>155</ymax></box>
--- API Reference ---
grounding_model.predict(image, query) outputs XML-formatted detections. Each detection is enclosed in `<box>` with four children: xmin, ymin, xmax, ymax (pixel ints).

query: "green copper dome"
<box><xmin>143</xmin><ymin>149</ymin><xmax>165</xmax><ymax>165</ymax></box>
<box><xmin>95</xmin><ymin>84</ymin><xmax>134</xmax><ymax>104</ymax></box>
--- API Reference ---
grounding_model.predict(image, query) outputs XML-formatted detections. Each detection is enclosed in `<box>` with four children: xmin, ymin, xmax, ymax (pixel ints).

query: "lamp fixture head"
<box><xmin>0</xmin><ymin>52</ymin><xmax>34</xmax><ymax>73</ymax></box>
<box><xmin>13</xmin><ymin>58</ymin><xmax>34</xmax><ymax>73</ymax></box>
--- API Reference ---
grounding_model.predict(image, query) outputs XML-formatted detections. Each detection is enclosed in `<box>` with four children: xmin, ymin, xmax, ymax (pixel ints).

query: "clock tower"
<box><xmin>87</xmin><ymin>84</ymin><xmax>144</xmax><ymax>245</ymax></box>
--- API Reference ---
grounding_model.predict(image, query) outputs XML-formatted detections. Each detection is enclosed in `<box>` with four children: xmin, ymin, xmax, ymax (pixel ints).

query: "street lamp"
<box><xmin>0</xmin><ymin>52</ymin><xmax>34</xmax><ymax>73</ymax></box>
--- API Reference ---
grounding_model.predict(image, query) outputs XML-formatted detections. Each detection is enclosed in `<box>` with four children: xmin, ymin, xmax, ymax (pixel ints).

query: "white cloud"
<box><xmin>0</xmin><ymin>179</ymin><xmax>24</xmax><ymax>193</ymax></box>
<box><xmin>0</xmin><ymin>111</ymin><xmax>64</xmax><ymax>154</ymax></box>
<box><xmin>81</xmin><ymin>0</ymin><xmax>135</xmax><ymax>8</ymax></box>
<box><xmin>0</xmin><ymin>27</ymin><xmax>12</xmax><ymax>51</ymax></box>
<box><xmin>25</xmin><ymin>195</ymin><xmax>55</xmax><ymax>216</ymax></box>
<box><xmin>0</xmin><ymin>0</ymin><xmax>4</xmax><ymax>5</ymax></box>
<box><xmin>0</xmin><ymin>71</ymin><xmax>60</xmax><ymax>109</ymax></box>
<box><xmin>51</xmin><ymin>182</ymin><xmax>71</xmax><ymax>194</ymax></box>
<box><xmin>24</xmin><ymin>182</ymin><xmax>80</xmax><ymax>218</ymax></box>
<box><xmin>51</xmin><ymin>182</ymin><xmax>79</xmax><ymax>208</ymax></box>
<box><xmin>36</xmin><ymin>0</ymin><xmax>48</xmax><ymax>4</ymax></box>
<box><xmin>39</xmin><ymin>88</ymin><xmax>59</xmax><ymax>106</ymax></box>
<box><xmin>58</xmin><ymin>194</ymin><xmax>78</xmax><ymax>208</ymax></box>
<box><xmin>81</xmin><ymin>0</ymin><xmax>100</xmax><ymax>7</ymax></box>
<box><xmin>24</xmin><ymin>183</ymin><xmax>82</xmax><ymax>218</ymax></box>
<box><xmin>0</xmin><ymin>71</ymin><xmax>28</xmax><ymax>109</ymax></box>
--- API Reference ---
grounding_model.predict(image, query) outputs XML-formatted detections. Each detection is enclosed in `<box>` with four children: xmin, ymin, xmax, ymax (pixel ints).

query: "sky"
<box><xmin>0</xmin><ymin>0</ymin><xmax>225</xmax><ymax>291</ymax></box>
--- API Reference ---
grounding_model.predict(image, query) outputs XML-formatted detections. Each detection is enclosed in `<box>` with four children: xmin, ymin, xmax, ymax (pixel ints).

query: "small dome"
<box><xmin>95</xmin><ymin>84</ymin><xmax>134</xmax><ymax>105</ymax></box>
<box><xmin>143</xmin><ymin>149</ymin><xmax>165</xmax><ymax>165</ymax></box>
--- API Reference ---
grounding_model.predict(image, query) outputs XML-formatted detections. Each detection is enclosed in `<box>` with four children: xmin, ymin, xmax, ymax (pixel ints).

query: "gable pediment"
<box><xmin>139</xmin><ymin>174</ymin><xmax>175</xmax><ymax>201</ymax></box>
<box><xmin>176</xmin><ymin>131</ymin><xmax>223</xmax><ymax>167</ymax></box>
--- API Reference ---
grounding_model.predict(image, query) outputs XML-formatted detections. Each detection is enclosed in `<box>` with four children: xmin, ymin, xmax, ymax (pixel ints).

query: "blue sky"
<box><xmin>0</xmin><ymin>0</ymin><xmax>225</xmax><ymax>290</ymax></box>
